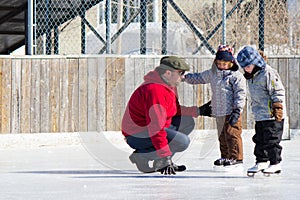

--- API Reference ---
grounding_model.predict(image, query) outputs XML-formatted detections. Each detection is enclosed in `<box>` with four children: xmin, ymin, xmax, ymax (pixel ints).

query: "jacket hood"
<box><xmin>143</xmin><ymin>68</ymin><xmax>176</xmax><ymax>92</ymax></box>
<box><xmin>237</xmin><ymin>46</ymin><xmax>266</xmax><ymax>69</ymax></box>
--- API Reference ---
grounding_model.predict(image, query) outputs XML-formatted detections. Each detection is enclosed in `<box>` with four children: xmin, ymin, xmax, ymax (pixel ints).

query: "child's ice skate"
<box><xmin>223</xmin><ymin>159</ymin><xmax>243</xmax><ymax>172</ymax></box>
<box><xmin>213</xmin><ymin>158</ymin><xmax>243</xmax><ymax>172</ymax></box>
<box><xmin>213</xmin><ymin>158</ymin><xmax>226</xmax><ymax>171</ymax></box>
<box><xmin>247</xmin><ymin>161</ymin><xmax>269</xmax><ymax>177</ymax></box>
<box><xmin>263</xmin><ymin>163</ymin><xmax>281</xmax><ymax>176</ymax></box>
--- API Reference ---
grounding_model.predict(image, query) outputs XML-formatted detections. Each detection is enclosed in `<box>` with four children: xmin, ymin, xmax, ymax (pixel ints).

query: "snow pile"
<box><xmin>0</xmin><ymin>133</ymin><xmax>81</xmax><ymax>149</ymax></box>
<box><xmin>0</xmin><ymin>129</ymin><xmax>298</xmax><ymax>150</ymax></box>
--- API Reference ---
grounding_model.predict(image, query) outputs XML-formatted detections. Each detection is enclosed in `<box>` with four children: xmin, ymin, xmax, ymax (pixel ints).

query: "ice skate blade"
<box><xmin>247</xmin><ymin>172</ymin><xmax>256</xmax><ymax>177</ymax></box>
<box><xmin>263</xmin><ymin>170</ymin><xmax>281</xmax><ymax>177</ymax></box>
<box><xmin>213</xmin><ymin>165</ymin><xmax>228</xmax><ymax>172</ymax></box>
<box><xmin>247</xmin><ymin>169</ymin><xmax>263</xmax><ymax>177</ymax></box>
<box><xmin>213</xmin><ymin>164</ymin><xmax>243</xmax><ymax>172</ymax></box>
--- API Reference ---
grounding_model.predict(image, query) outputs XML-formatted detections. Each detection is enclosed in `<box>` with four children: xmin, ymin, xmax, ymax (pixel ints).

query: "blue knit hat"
<box><xmin>237</xmin><ymin>46</ymin><xmax>266</xmax><ymax>69</ymax></box>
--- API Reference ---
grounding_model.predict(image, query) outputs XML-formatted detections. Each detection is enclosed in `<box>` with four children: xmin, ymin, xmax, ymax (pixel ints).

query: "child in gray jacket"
<box><xmin>184</xmin><ymin>45</ymin><xmax>246</xmax><ymax>167</ymax></box>
<box><xmin>237</xmin><ymin>46</ymin><xmax>286</xmax><ymax>175</ymax></box>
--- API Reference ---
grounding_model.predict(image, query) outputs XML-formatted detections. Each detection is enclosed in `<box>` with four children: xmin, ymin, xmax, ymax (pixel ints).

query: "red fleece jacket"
<box><xmin>121</xmin><ymin>69</ymin><xmax>198</xmax><ymax>157</ymax></box>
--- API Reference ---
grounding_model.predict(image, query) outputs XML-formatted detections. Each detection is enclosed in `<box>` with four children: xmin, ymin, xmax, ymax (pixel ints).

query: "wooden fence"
<box><xmin>0</xmin><ymin>55</ymin><xmax>299</xmax><ymax>134</ymax></box>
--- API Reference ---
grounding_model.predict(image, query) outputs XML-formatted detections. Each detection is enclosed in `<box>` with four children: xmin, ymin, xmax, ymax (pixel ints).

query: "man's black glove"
<box><xmin>154</xmin><ymin>156</ymin><xmax>176</xmax><ymax>175</ymax></box>
<box><xmin>198</xmin><ymin>101</ymin><xmax>212</xmax><ymax>117</ymax></box>
<box><xmin>228</xmin><ymin>109</ymin><xmax>240</xmax><ymax>126</ymax></box>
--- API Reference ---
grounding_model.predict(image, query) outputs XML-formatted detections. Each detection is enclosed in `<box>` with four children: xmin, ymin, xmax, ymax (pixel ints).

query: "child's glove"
<box><xmin>198</xmin><ymin>101</ymin><xmax>212</xmax><ymax>117</ymax></box>
<box><xmin>272</xmin><ymin>102</ymin><xmax>283</xmax><ymax>121</ymax></box>
<box><xmin>228</xmin><ymin>109</ymin><xmax>240</xmax><ymax>126</ymax></box>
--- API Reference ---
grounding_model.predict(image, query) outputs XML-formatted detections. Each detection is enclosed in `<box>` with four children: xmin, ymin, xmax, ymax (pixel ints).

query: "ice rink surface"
<box><xmin>0</xmin><ymin>129</ymin><xmax>299</xmax><ymax>200</ymax></box>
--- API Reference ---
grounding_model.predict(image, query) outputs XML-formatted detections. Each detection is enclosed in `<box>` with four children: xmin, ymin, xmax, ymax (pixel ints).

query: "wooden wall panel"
<box><xmin>0</xmin><ymin>56</ymin><xmax>298</xmax><ymax>134</ymax></box>
<box><xmin>106</xmin><ymin>57</ymin><xmax>125</xmax><ymax>131</ymax></box>
<box><xmin>0</xmin><ymin>58</ymin><xmax>11</xmax><ymax>133</ymax></box>
<box><xmin>11</xmin><ymin>59</ymin><xmax>21</xmax><ymax>133</ymax></box>
<box><xmin>31</xmin><ymin>59</ymin><xmax>41</xmax><ymax>133</ymax></box>
<box><xmin>0</xmin><ymin>58</ymin><xmax>12</xmax><ymax>133</ymax></box>
<box><xmin>287</xmin><ymin>58</ymin><xmax>300</xmax><ymax>129</ymax></box>
<box><xmin>87</xmin><ymin>58</ymin><xmax>99</xmax><ymax>131</ymax></box>
<box><xmin>97</xmin><ymin>57</ymin><xmax>107</xmax><ymax>132</ymax></box>
<box><xmin>49</xmin><ymin>59</ymin><xmax>60</xmax><ymax>132</ymax></box>
<box><xmin>20</xmin><ymin>59</ymin><xmax>32</xmax><ymax>133</ymax></box>
<box><xmin>40</xmin><ymin>59</ymin><xmax>50</xmax><ymax>133</ymax></box>
<box><xmin>78</xmin><ymin>58</ymin><xmax>88</xmax><ymax>132</ymax></box>
<box><xmin>59</xmin><ymin>58</ymin><xmax>69</xmax><ymax>132</ymax></box>
<box><xmin>67</xmin><ymin>59</ymin><xmax>79</xmax><ymax>132</ymax></box>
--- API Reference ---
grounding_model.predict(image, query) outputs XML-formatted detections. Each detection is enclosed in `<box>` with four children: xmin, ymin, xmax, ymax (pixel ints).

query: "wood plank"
<box><xmin>113</xmin><ymin>57</ymin><xmax>125</xmax><ymax>130</ymax></box>
<box><xmin>20</xmin><ymin>59</ymin><xmax>31</xmax><ymax>133</ymax></box>
<box><xmin>288</xmin><ymin>58</ymin><xmax>300</xmax><ymax>129</ymax></box>
<box><xmin>277</xmin><ymin>58</ymin><xmax>288</xmax><ymax>89</ymax></box>
<box><xmin>30</xmin><ymin>59</ymin><xmax>41</xmax><ymax>133</ymax></box>
<box><xmin>124</xmin><ymin>57</ymin><xmax>136</xmax><ymax>107</ymax></box>
<box><xmin>87</xmin><ymin>58</ymin><xmax>98</xmax><ymax>131</ymax></box>
<box><xmin>106</xmin><ymin>57</ymin><xmax>118</xmax><ymax>131</ymax></box>
<box><xmin>106</xmin><ymin>57</ymin><xmax>113</xmax><ymax>131</ymax></box>
<box><xmin>0</xmin><ymin>58</ymin><xmax>11</xmax><ymax>133</ymax></box>
<box><xmin>0</xmin><ymin>58</ymin><xmax>2</xmax><ymax>132</ymax></box>
<box><xmin>11</xmin><ymin>59</ymin><xmax>21</xmax><ymax>133</ymax></box>
<box><xmin>133</xmin><ymin>58</ymin><xmax>145</xmax><ymax>89</ymax></box>
<box><xmin>40</xmin><ymin>59</ymin><xmax>50</xmax><ymax>133</ymax></box>
<box><xmin>97</xmin><ymin>57</ymin><xmax>107</xmax><ymax>132</ymax></box>
<box><xmin>68</xmin><ymin>58</ymin><xmax>79</xmax><ymax>132</ymax></box>
<box><xmin>182</xmin><ymin>57</ymin><xmax>196</xmax><ymax>107</ymax></box>
<box><xmin>78</xmin><ymin>58</ymin><xmax>88</xmax><ymax>132</ymax></box>
<box><xmin>49</xmin><ymin>58</ymin><xmax>60</xmax><ymax>132</ymax></box>
<box><xmin>201</xmin><ymin>57</ymin><xmax>215</xmax><ymax>129</ymax></box>
<box><xmin>59</xmin><ymin>58</ymin><xmax>69</xmax><ymax>132</ymax></box>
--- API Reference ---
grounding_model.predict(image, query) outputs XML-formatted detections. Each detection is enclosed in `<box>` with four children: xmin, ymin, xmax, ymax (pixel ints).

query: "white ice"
<box><xmin>0</xmin><ymin>129</ymin><xmax>299</xmax><ymax>200</ymax></box>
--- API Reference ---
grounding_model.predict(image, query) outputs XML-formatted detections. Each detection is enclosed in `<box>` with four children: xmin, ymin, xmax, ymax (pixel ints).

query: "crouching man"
<box><xmin>121</xmin><ymin>56</ymin><xmax>211</xmax><ymax>175</ymax></box>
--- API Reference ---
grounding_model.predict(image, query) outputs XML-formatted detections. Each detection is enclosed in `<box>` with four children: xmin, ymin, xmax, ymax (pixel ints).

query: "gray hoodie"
<box><xmin>184</xmin><ymin>63</ymin><xmax>246</xmax><ymax>117</ymax></box>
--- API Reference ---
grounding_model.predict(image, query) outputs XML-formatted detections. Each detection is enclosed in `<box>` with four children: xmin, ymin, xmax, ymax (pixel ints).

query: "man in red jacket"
<box><xmin>122</xmin><ymin>56</ymin><xmax>211</xmax><ymax>175</ymax></box>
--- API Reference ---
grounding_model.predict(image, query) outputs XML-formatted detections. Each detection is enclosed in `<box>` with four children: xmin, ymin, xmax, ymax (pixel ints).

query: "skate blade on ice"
<box><xmin>213</xmin><ymin>164</ymin><xmax>244</xmax><ymax>172</ymax></box>
<box><xmin>247</xmin><ymin>170</ymin><xmax>261</xmax><ymax>177</ymax></box>
<box><xmin>247</xmin><ymin>170</ymin><xmax>281</xmax><ymax>177</ymax></box>
<box><xmin>263</xmin><ymin>170</ymin><xmax>281</xmax><ymax>177</ymax></box>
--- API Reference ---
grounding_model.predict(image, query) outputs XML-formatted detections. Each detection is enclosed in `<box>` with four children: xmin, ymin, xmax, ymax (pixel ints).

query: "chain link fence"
<box><xmin>34</xmin><ymin>0</ymin><xmax>300</xmax><ymax>55</ymax></box>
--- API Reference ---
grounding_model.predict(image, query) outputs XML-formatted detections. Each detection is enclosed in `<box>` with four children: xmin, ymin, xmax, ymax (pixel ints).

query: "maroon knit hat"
<box><xmin>215</xmin><ymin>45</ymin><xmax>235</xmax><ymax>62</ymax></box>
<box><xmin>215</xmin><ymin>44</ymin><xmax>239</xmax><ymax>71</ymax></box>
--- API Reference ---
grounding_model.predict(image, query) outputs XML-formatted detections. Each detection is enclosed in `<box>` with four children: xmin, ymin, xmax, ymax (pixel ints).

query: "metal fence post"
<box><xmin>26</xmin><ymin>0</ymin><xmax>33</xmax><ymax>55</ymax></box>
<box><xmin>222</xmin><ymin>0</ymin><xmax>226</xmax><ymax>45</ymax></box>
<box><xmin>259</xmin><ymin>0</ymin><xmax>265</xmax><ymax>51</ymax></box>
<box><xmin>140</xmin><ymin>0</ymin><xmax>147</xmax><ymax>55</ymax></box>
<box><xmin>162</xmin><ymin>0</ymin><xmax>167</xmax><ymax>55</ymax></box>
<box><xmin>105</xmin><ymin>0</ymin><xmax>111</xmax><ymax>54</ymax></box>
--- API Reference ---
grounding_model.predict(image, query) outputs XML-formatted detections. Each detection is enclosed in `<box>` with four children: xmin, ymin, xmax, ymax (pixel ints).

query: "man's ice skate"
<box><xmin>129</xmin><ymin>152</ymin><xmax>155</xmax><ymax>173</ymax></box>
<box><xmin>247</xmin><ymin>161</ymin><xmax>269</xmax><ymax>177</ymax></box>
<box><xmin>263</xmin><ymin>163</ymin><xmax>281</xmax><ymax>176</ymax></box>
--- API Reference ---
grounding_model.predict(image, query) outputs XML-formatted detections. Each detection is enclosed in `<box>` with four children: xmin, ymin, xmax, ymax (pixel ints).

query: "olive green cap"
<box><xmin>159</xmin><ymin>56</ymin><xmax>190</xmax><ymax>71</ymax></box>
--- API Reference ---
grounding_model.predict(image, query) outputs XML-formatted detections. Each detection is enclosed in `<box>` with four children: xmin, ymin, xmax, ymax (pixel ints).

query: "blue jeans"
<box><xmin>125</xmin><ymin>116</ymin><xmax>195</xmax><ymax>160</ymax></box>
